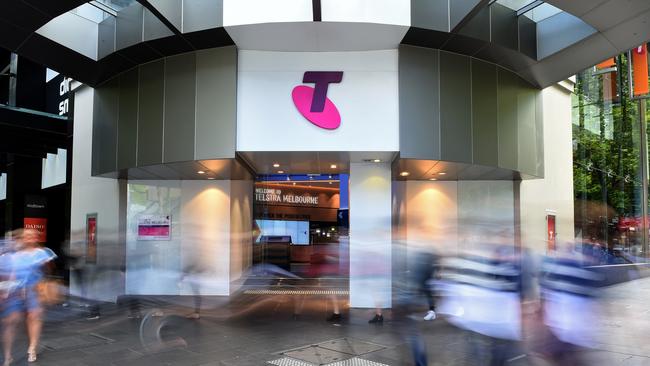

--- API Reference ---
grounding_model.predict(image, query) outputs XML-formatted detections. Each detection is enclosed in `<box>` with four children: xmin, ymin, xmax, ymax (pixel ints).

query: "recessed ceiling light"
<box><xmin>273</xmin><ymin>163</ymin><xmax>280</xmax><ymax>168</ymax></box>
<box><xmin>207</xmin><ymin>177</ymin><xmax>216</xmax><ymax>180</ymax></box>
<box><xmin>373</xmin><ymin>159</ymin><xmax>381</xmax><ymax>163</ymax></box>
<box><xmin>278</xmin><ymin>170</ymin><xmax>284</xmax><ymax>174</ymax></box>
<box><xmin>330</xmin><ymin>164</ymin><xmax>337</xmax><ymax>169</ymax></box>
<box><xmin>400</xmin><ymin>171</ymin><xmax>410</xmax><ymax>177</ymax></box>
<box><xmin>429</xmin><ymin>178</ymin><xmax>437</xmax><ymax>181</ymax></box>
<box><xmin>438</xmin><ymin>172</ymin><xmax>447</xmax><ymax>175</ymax></box>
<box><xmin>197</xmin><ymin>170</ymin><xmax>205</xmax><ymax>174</ymax></box>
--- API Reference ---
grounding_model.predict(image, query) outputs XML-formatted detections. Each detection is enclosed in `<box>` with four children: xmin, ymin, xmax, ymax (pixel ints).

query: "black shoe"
<box><xmin>326</xmin><ymin>313</ymin><xmax>342</xmax><ymax>322</ymax></box>
<box><xmin>368</xmin><ymin>314</ymin><xmax>384</xmax><ymax>324</ymax></box>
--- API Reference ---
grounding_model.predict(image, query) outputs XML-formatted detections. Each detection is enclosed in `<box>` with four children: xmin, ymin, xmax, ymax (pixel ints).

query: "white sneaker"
<box><xmin>424</xmin><ymin>310</ymin><xmax>436</xmax><ymax>321</ymax></box>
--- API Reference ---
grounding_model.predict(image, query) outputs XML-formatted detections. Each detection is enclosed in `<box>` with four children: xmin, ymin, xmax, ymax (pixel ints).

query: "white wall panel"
<box><xmin>458</xmin><ymin>181</ymin><xmax>515</xmax><ymax>250</ymax></box>
<box><xmin>404</xmin><ymin>181</ymin><xmax>458</xmax><ymax>254</ymax></box>
<box><xmin>237</xmin><ymin>50</ymin><xmax>399</xmax><ymax>152</ymax></box>
<box><xmin>180</xmin><ymin>181</ymin><xmax>233</xmax><ymax>296</ymax></box>
<box><xmin>520</xmin><ymin>82</ymin><xmax>575</xmax><ymax>254</ymax></box>
<box><xmin>126</xmin><ymin>181</ymin><xmax>183</xmax><ymax>295</ymax></box>
<box><xmin>223</xmin><ymin>0</ymin><xmax>312</xmax><ymax>26</ymax></box>
<box><xmin>349</xmin><ymin>163</ymin><xmax>392</xmax><ymax>308</ymax></box>
<box><xmin>42</xmin><ymin>148</ymin><xmax>67</xmax><ymax>189</ymax></box>
<box><xmin>70</xmin><ymin>87</ymin><xmax>124</xmax><ymax>302</ymax></box>
<box><xmin>321</xmin><ymin>0</ymin><xmax>410</xmax><ymax>26</ymax></box>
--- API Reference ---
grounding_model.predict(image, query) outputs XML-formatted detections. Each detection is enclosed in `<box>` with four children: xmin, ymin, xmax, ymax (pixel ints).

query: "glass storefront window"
<box><xmin>572</xmin><ymin>53</ymin><xmax>647</xmax><ymax>264</ymax></box>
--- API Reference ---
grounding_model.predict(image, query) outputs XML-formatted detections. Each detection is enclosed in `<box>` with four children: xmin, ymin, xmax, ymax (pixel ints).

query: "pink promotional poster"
<box><xmin>137</xmin><ymin>215</ymin><xmax>171</xmax><ymax>241</ymax></box>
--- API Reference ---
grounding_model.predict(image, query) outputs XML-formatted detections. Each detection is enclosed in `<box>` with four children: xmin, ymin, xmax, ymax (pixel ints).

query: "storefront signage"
<box><xmin>86</xmin><ymin>214</ymin><xmax>97</xmax><ymax>264</ymax></box>
<box><xmin>24</xmin><ymin>195</ymin><xmax>47</xmax><ymax>243</ymax></box>
<box><xmin>46</xmin><ymin>73</ymin><xmax>71</xmax><ymax>116</ymax></box>
<box><xmin>255</xmin><ymin>188</ymin><xmax>319</xmax><ymax>206</ymax></box>
<box><xmin>137</xmin><ymin>215</ymin><xmax>171</xmax><ymax>241</ymax></box>
<box><xmin>24</xmin><ymin>218</ymin><xmax>47</xmax><ymax>243</ymax></box>
<box><xmin>292</xmin><ymin>71</ymin><xmax>343</xmax><ymax>130</ymax></box>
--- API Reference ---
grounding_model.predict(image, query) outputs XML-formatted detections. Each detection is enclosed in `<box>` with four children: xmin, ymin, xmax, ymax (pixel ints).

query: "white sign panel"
<box><xmin>236</xmin><ymin>50</ymin><xmax>400</xmax><ymax>152</ymax></box>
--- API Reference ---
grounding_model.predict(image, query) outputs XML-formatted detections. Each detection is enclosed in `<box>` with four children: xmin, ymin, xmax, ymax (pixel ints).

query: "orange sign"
<box><xmin>24</xmin><ymin>217</ymin><xmax>47</xmax><ymax>243</ymax></box>
<box><xmin>596</xmin><ymin>58</ymin><xmax>616</xmax><ymax>70</ymax></box>
<box><xmin>632</xmin><ymin>44</ymin><xmax>649</xmax><ymax>97</ymax></box>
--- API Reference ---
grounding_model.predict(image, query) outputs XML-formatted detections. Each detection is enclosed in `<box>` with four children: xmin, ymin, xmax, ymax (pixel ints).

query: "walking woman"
<box><xmin>1</xmin><ymin>229</ymin><xmax>56</xmax><ymax>365</ymax></box>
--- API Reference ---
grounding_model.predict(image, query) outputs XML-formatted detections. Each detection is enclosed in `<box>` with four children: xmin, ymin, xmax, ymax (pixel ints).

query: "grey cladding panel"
<box><xmin>398</xmin><ymin>45</ymin><xmax>440</xmax><ymax>160</ymax></box>
<box><xmin>98</xmin><ymin>16</ymin><xmax>115</xmax><ymax>60</ymax></box>
<box><xmin>459</xmin><ymin>5</ymin><xmax>490</xmax><ymax>42</ymax></box>
<box><xmin>497</xmin><ymin>69</ymin><xmax>518</xmax><ymax>171</ymax></box>
<box><xmin>195</xmin><ymin>46</ymin><xmax>237</xmax><ymax>160</ymax></box>
<box><xmin>490</xmin><ymin>4</ymin><xmax>518</xmax><ymax>50</ymax></box>
<box><xmin>516</xmin><ymin>77</ymin><xmax>539</xmax><ymax>176</ymax></box>
<box><xmin>450</xmin><ymin>0</ymin><xmax>482</xmax><ymax>30</ymax></box>
<box><xmin>535</xmin><ymin>91</ymin><xmax>544</xmax><ymax>178</ymax></box>
<box><xmin>440</xmin><ymin>51</ymin><xmax>472</xmax><ymax>163</ymax></box>
<box><xmin>471</xmin><ymin>59</ymin><xmax>498</xmax><ymax>166</ymax></box>
<box><xmin>144</xmin><ymin>8</ymin><xmax>174</xmax><ymax>41</ymax></box>
<box><xmin>92</xmin><ymin>79</ymin><xmax>119</xmax><ymax>175</ymax></box>
<box><xmin>411</xmin><ymin>0</ymin><xmax>449</xmax><ymax>32</ymax></box>
<box><xmin>117</xmin><ymin>68</ymin><xmax>138</xmax><ymax>170</ymax></box>
<box><xmin>150</xmin><ymin>0</ymin><xmax>182</xmax><ymax>30</ymax></box>
<box><xmin>137</xmin><ymin>60</ymin><xmax>165</xmax><ymax>166</ymax></box>
<box><xmin>116</xmin><ymin>3</ymin><xmax>143</xmax><ymax>50</ymax></box>
<box><xmin>518</xmin><ymin>16</ymin><xmax>537</xmax><ymax>60</ymax></box>
<box><xmin>183</xmin><ymin>0</ymin><xmax>223</xmax><ymax>33</ymax></box>
<box><xmin>163</xmin><ymin>53</ymin><xmax>196</xmax><ymax>163</ymax></box>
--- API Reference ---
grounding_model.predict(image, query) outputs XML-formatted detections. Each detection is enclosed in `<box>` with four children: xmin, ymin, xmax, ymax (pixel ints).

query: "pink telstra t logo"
<box><xmin>291</xmin><ymin>71</ymin><xmax>343</xmax><ymax>130</ymax></box>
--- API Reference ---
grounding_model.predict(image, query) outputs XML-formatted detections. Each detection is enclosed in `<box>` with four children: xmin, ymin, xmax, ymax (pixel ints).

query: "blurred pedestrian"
<box><xmin>1</xmin><ymin>229</ymin><xmax>56</xmax><ymax>365</ymax></box>
<box><xmin>540</xmin><ymin>241</ymin><xmax>603</xmax><ymax>365</ymax></box>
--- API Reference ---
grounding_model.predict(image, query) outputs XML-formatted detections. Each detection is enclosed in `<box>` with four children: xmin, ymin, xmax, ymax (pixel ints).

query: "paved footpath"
<box><xmin>2</xmin><ymin>278</ymin><xmax>650</xmax><ymax>366</ymax></box>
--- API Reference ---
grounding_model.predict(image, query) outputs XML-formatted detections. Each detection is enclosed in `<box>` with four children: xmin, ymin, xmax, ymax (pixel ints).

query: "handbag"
<box><xmin>35</xmin><ymin>278</ymin><xmax>63</xmax><ymax>305</ymax></box>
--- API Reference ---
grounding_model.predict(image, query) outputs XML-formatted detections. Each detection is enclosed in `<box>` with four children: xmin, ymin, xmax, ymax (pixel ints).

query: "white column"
<box><xmin>349</xmin><ymin>162</ymin><xmax>392</xmax><ymax>308</ymax></box>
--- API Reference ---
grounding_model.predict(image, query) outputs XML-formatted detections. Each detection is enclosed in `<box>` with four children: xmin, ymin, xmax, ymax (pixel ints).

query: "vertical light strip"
<box><xmin>0</xmin><ymin>173</ymin><xmax>7</xmax><ymax>201</ymax></box>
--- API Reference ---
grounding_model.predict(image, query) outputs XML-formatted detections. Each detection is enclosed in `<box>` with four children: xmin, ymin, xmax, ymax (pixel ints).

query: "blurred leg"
<box><xmin>2</xmin><ymin>312</ymin><xmax>20</xmax><ymax>364</ymax></box>
<box><xmin>26</xmin><ymin>309</ymin><xmax>43</xmax><ymax>357</ymax></box>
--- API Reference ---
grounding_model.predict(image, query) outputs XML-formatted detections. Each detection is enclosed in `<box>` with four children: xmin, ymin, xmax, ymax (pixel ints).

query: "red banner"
<box><xmin>24</xmin><ymin>217</ymin><xmax>47</xmax><ymax>243</ymax></box>
<box><xmin>632</xmin><ymin>44</ymin><xmax>649</xmax><ymax>97</ymax></box>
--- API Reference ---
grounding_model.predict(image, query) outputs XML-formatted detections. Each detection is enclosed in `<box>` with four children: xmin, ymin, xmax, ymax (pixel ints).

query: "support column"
<box><xmin>349</xmin><ymin>163</ymin><xmax>392</xmax><ymax>309</ymax></box>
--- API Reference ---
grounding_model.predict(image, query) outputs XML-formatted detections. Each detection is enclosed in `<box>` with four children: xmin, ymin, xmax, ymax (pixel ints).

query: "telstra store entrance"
<box><xmin>248</xmin><ymin>174</ymin><xmax>349</xmax><ymax>294</ymax></box>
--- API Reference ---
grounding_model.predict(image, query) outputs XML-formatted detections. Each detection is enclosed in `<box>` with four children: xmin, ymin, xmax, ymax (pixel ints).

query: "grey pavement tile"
<box><xmin>317</xmin><ymin>338</ymin><xmax>386</xmax><ymax>356</ymax></box>
<box><xmin>284</xmin><ymin>345</ymin><xmax>353</xmax><ymax>365</ymax></box>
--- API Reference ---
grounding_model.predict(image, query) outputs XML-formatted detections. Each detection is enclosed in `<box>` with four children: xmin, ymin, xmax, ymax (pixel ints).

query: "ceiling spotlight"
<box><xmin>400</xmin><ymin>171</ymin><xmax>410</xmax><ymax>177</ymax></box>
<box><xmin>438</xmin><ymin>172</ymin><xmax>447</xmax><ymax>175</ymax></box>
<box><xmin>278</xmin><ymin>170</ymin><xmax>284</xmax><ymax>174</ymax></box>
<box><xmin>273</xmin><ymin>163</ymin><xmax>280</xmax><ymax>168</ymax></box>
<box><xmin>197</xmin><ymin>170</ymin><xmax>205</xmax><ymax>174</ymax></box>
<box><xmin>429</xmin><ymin>178</ymin><xmax>437</xmax><ymax>181</ymax></box>
<box><xmin>373</xmin><ymin>159</ymin><xmax>381</xmax><ymax>163</ymax></box>
<box><xmin>330</xmin><ymin>164</ymin><xmax>337</xmax><ymax>169</ymax></box>
<box><xmin>207</xmin><ymin>177</ymin><xmax>216</xmax><ymax>180</ymax></box>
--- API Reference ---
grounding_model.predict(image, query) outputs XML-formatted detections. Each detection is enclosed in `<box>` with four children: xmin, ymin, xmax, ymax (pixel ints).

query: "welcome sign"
<box><xmin>255</xmin><ymin>188</ymin><xmax>319</xmax><ymax>206</ymax></box>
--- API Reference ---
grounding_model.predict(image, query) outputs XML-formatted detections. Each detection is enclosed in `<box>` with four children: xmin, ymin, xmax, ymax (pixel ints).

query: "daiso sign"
<box><xmin>291</xmin><ymin>71</ymin><xmax>343</xmax><ymax>130</ymax></box>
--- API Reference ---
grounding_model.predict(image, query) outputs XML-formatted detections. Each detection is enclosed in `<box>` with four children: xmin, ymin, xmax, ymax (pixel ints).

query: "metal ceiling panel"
<box><xmin>580</xmin><ymin>0</ymin><xmax>650</xmax><ymax>31</ymax></box>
